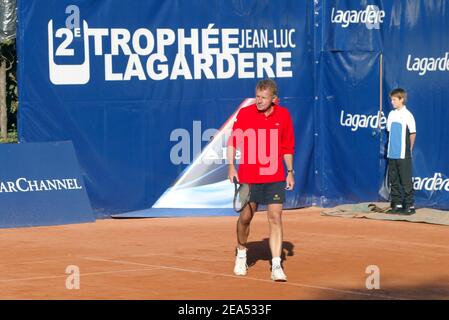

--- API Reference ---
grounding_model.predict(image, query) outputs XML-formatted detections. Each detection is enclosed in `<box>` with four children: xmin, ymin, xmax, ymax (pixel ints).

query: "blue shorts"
<box><xmin>249</xmin><ymin>181</ymin><xmax>285</xmax><ymax>205</ymax></box>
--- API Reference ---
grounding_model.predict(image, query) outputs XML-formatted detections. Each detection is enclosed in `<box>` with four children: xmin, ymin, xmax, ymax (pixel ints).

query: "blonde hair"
<box><xmin>256</xmin><ymin>79</ymin><xmax>278</xmax><ymax>97</ymax></box>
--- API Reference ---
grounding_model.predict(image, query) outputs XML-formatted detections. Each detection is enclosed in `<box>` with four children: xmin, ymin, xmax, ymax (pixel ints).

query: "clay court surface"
<box><xmin>1</xmin><ymin>207</ymin><xmax>448</xmax><ymax>300</ymax></box>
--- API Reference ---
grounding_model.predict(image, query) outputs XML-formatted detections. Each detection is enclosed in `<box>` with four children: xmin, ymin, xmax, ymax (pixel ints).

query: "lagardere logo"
<box><xmin>48</xmin><ymin>5</ymin><xmax>296</xmax><ymax>85</ymax></box>
<box><xmin>331</xmin><ymin>5</ymin><xmax>385</xmax><ymax>29</ymax></box>
<box><xmin>340</xmin><ymin>110</ymin><xmax>387</xmax><ymax>131</ymax></box>
<box><xmin>413</xmin><ymin>173</ymin><xmax>449</xmax><ymax>191</ymax></box>
<box><xmin>0</xmin><ymin>178</ymin><xmax>83</xmax><ymax>193</ymax></box>
<box><xmin>406</xmin><ymin>52</ymin><xmax>449</xmax><ymax>76</ymax></box>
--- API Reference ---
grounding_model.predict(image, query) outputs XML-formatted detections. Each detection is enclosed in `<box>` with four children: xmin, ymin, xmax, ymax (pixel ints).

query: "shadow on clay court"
<box><xmin>313</xmin><ymin>277</ymin><xmax>449</xmax><ymax>300</ymax></box>
<box><xmin>246</xmin><ymin>238</ymin><xmax>294</xmax><ymax>267</ymax></box>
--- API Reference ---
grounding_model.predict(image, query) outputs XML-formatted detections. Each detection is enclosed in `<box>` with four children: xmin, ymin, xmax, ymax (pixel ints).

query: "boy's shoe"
<box><xmin>271</xmin><ymin>265</ymin><xmax>287</xmax><ymax>282</ymax></box>
<box><xmin>386</xmin><ymin>205</ymin><xmax>403</xmax><ymax>214</ymax></box>
<box><xmin>401</xmin><ymin>206</ymin><xmax>416</xmax><ymax>215</ymax></box>
<box><xmin>234</xmin><ymin>253</ymin><xmax>248</xmax><ymax>276</ymax></box>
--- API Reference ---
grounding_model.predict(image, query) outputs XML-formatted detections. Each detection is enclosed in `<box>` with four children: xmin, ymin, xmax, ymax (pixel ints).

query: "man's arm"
<box><xmin>227</xmin><ymin>145</ymin><xmax>238</xmax><ymax>183</ymax></box>
<box><xmin>281</xmin><ymin>110</ymin><xmax>295</xmax><ymax>190</ymax></box>
<box><xmin>284</xmin><ymin>154</ymin><xmax>295</xmax><ymax>190</ymax></box>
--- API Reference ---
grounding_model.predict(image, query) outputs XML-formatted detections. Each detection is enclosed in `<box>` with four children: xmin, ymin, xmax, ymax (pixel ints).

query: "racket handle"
<box><xmin>233</xmin><ymin>176</ymin><xmax>238</xmax><ymax>184</ymax></box>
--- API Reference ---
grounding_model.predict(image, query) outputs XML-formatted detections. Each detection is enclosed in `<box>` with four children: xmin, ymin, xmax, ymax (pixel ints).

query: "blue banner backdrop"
<box><xmin>17</xmin><ymin>0</ymin><xmax>449</xmax><ymax>216</ymax></box>
<box><xmin>0</xmin><ymin>141</ymin><xmax>95</xmax><ymax>227</ymax></box>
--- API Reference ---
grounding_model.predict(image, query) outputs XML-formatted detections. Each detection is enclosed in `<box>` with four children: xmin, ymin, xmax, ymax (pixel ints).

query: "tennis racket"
<box><xmin>233</xmin><ymin>177</ymin><xmax>251</xmax><ymax>212</ymax></box>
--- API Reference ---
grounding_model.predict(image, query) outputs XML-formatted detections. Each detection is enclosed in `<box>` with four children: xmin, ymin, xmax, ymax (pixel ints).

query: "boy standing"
<box><xmin>386</xmin><ymin>88</ymin><xmax>416</xmax><ymax>215</ymax></box>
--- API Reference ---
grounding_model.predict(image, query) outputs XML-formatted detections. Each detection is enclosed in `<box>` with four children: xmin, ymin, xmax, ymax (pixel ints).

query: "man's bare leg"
<box><xmin>267</xmin><ymin>203</ymin><xmax>283</xmax><ymax>256</ymax></box>
<box><xmin>234</xmin><ymin>202</ymin><xmax>257</xmax><ymax>276</ymax></box>
<box><xmin>236</xmin><ymin>202</ymin><xmax>257</xmax><ymax>249</ymax></box>
<box><xmin>267</xmin><ymin>203</ymin><xmax>287</xmax><ymax>281</ymax></box>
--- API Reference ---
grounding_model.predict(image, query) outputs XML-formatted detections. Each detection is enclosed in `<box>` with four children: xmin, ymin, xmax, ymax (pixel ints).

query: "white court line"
<box><xmin>0</xmin><ymin>267</ymin><xmax>161</xmax><ymax>283</ymax></box>
<box><xmin>0</xmin><ymin>258</ymin><xmax>72</xmax><ymax>267</ymax></box>
<box><xmin>1</xmin><ymin>231</ymin><xmax>447</xmax><ymax>270</ymax></box>
<box><xmin>84</xmin><ymin>257</ymin><xmax>408</xmax><ymax>300</ymax></box>
<box><xmin>294</xmin><ymin>231</ymin><xmax>449</xmax><ymax>251</ymax></box>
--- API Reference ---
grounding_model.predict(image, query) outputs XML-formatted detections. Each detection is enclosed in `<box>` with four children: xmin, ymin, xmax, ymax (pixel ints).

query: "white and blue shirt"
<box><xmin>387</xmin><ymin>106</ymin><xmax>416</xmax><ymax>159</ymax></box>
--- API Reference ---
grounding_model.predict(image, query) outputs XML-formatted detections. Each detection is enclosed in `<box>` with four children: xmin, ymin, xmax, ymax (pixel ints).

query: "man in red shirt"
<box><xmin>227</xmin><ymin>79</ymin><xmax>295</xmax><ymax>282</ymax></box>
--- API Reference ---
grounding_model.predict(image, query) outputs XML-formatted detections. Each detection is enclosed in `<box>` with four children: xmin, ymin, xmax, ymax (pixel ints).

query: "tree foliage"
<box><xmin>0</xmin><ymin>39</ymin><xmax>17</xmax><ymax>143</ymax></box>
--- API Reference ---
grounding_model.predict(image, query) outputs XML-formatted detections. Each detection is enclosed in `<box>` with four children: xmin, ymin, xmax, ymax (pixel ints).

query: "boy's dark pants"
<box><xmin>388</xmin><ymin>158</ymin><xmax>414</xmax><ymax>208</ymax></box>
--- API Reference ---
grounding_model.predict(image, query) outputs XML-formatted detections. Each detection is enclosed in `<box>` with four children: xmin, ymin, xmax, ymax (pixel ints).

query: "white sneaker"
<box><xmin>234</xmin><ymin>255</ymin><xmax>248</xmax><ymax>276</ymax></box>
<box><xmin>271</xmin><ymin>265</ymin><xmax>287</xmax><ymax>282</ymax></box>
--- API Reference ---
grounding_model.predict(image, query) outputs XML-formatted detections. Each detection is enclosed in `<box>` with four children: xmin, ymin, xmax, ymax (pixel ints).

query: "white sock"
<box><xmin>272</xmin><ymin>257</ymin><xmax>281</xmax><ymax>268</ymax></box>
<box><xmin>237</xmin><ymin>248</ymin><xmax>247</xmax><ymax>258</ymax></box>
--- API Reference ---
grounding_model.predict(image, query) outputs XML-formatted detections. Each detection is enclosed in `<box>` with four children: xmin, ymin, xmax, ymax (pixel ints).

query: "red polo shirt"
<box><xmin>227</xmin><ymin>104</ymin><xmax>295</xmax><ymax>184</ymax></box>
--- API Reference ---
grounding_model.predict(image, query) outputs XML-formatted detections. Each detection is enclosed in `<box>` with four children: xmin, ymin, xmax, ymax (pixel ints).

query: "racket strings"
<box><xmin>234</xmin><ymin>183</ymin><xmax>250</xmax><ymax>212</ymax></box>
